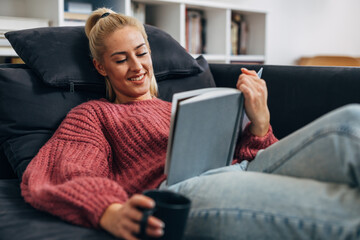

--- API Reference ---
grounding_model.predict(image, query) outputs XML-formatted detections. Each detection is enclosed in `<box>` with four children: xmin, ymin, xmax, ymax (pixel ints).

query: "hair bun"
<box><xmin>85</xmin><ymin>8</ymin><xmax>114</xmax><ymax>38</ymax></box>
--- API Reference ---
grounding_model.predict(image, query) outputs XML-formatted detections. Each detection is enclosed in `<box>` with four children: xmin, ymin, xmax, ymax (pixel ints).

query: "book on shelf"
<box><xmin>164</xmin><ymin>87</ymin><xmax>245</xmax><ymax>185</ymax></box>
<box><xmin>231</xmin><ymin>13</ymin><xmax>248</xmax><ymax>55</ymax></box>
<box><xmin>10</xmin><ymin>57</ymin><xmax>24</xmax><ymax>64</ymax></box>
<box><xmin>131</xmin><ymin>2</ymin><xmax>146</xmax><ymax>24</ymax></box>
<box><xmin>63</xmin><ymin>12</ymin><xmax>89</xmax><ymax>22</ymax></box>
<box><xmin>185</xmin><ymin>9</ymin><xmax>206</xmax><ymax>54</ymax></box>
<box><xmin>67</xmin><ymin>2</ymin><xmax>92</xmax><ymax>14</ymax></box>
<box><xmin>64</xmin><ymin>1</ymin><xmax>92</xmax><ymax>22</ymax></box>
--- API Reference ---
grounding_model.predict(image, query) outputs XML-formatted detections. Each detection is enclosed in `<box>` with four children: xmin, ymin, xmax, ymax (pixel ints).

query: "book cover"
<box><xmin>165</xmin><ymin>88</ymin><xmax>245</xmax><ymax>186</ymax></box>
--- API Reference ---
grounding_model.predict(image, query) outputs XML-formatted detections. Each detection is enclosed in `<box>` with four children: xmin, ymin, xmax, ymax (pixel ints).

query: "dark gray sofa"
<box><xmin>1</xmin><ymin>25</ymin><xmax>360</xmax><ymax>239</ymax></box>
<box><xmin>1</xmin><ymin>62</ymin><xmax>360</xmax><ymax>239</ymax></box>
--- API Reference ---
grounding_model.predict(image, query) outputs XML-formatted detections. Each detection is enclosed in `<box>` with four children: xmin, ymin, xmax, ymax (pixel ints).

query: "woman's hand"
<box><xmin>236</xmin><ymin>68</ymin><xmax>270</xmax><ymax>137</ymax></box>
<box><xmin>100</xmin><ymin>194</ymin><xmax>164</xmax><ymax>240</ymax></box>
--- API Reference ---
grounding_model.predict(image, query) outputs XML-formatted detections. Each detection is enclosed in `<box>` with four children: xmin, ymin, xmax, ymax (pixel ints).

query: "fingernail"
<box><xmin>158</xmin><ymin>220</ymin><xmax>165</xmax><ymax>228</ymax></box>
<box><xmin>157</xmin><ymin>228</ymin><xmax>164</xmax><ymax>236</ymax></box>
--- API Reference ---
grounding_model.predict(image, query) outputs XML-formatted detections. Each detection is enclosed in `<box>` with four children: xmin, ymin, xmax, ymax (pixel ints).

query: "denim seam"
<box><xmin>188</xmin><ymin>207</ymin><xmax>345</xmax><ymax>230</ymax></box>
<box><xmin>263</xmin><ymin>126</ymin><xmax>360</xmax><ymax>173</ymax></box>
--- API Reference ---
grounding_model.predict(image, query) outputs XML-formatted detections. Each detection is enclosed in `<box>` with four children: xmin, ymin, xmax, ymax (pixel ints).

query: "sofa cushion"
<box><xmin>5</xmin><ymin>25</ymin><xmax>202</xmax><ymax>87</ymax></box>
<box><xmin>0</xmin><ymin>180</ymin><xmax>116</xmax><ymax>239</ymax></box>
<box><xmin>0</xmin><ymin>64</ymin><xmax>104</xmax><ymax>178</ymax></box>
<box><xmin>158</xmin><ymin>55</ymin><xmax>216</xmax><ymax>101</ymax></box>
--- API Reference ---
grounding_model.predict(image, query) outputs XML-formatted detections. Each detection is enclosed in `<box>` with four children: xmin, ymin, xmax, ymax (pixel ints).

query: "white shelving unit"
<box><xmin>0</xmin><ymin>0</ymin><xmax>267</xmax><ymax>64</ymax></box>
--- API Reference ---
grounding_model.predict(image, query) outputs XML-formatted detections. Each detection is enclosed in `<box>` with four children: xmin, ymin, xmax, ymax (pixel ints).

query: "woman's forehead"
<box><xmin>106</xmin><ymin>26</ymin><xmax>146</xmax><ymax>49</ymax></box>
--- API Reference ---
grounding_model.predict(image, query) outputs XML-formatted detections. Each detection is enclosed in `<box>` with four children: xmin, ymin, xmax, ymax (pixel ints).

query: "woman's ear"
<box><xmin>93</xmin><ymin>59</ymin><xmax>107</xmax><ymax>77</ymax></box>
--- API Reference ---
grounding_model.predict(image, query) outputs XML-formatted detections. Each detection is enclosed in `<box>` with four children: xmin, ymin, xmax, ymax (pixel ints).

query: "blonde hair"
<box><xmin>85</xmin><ymin>8</ymin><xmax>158</xmax><ymax>102</ymax></box>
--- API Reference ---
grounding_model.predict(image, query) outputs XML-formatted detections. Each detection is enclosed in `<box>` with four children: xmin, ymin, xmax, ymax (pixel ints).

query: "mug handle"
<box><xmin>138</xmin><ymin>208</ymin><xmax>155</xmax><ymax>238</ymax></box>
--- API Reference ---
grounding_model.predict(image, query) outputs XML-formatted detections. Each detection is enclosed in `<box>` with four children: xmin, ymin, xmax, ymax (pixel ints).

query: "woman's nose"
<box><xmin>129</xmin><ymin>57</ymin><xmax>142</xmax><ymax>72</ymax></box>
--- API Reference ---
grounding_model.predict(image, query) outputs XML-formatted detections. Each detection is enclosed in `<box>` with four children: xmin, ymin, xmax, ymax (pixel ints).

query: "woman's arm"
<box><xmin>233</xmin><ymin>123</ymin><xmax>278</xmax><ymax>162</ymax></box>
<box><xmin>236</xmin><ymin>68</ymin><xmax>270</xmax><ymax>137</ymax></box>
<box><xmin>233</xmin><ymin>68</ymin><xmax>278</xmax><ymax>162</ymax></box>
<box><xmin>21</xmin><ymin>102</ymin><xmax>127</xmax><ymax>228</ymax></box>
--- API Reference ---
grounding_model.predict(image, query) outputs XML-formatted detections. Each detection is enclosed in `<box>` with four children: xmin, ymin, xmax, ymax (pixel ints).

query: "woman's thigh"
<box><xmin>248</xmin><ymin>104</ymin><xmax>360</xmax><ymax>186</ymax></box>
<box><xmin>167</xmin><ymin>170</ymin><xmax>360</xmax><ymax>240</ymax></box>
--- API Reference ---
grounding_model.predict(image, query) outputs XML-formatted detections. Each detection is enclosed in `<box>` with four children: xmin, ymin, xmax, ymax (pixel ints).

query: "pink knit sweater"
<box><xmin>21</xmin><ymin>98</ymin><xmax>277</xmax><ymax>228</ymax></box>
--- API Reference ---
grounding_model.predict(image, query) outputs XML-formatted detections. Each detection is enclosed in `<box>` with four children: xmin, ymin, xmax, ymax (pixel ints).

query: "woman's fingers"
<box><xmin>128</xmin><ymin>194</ymin><xmax>155</xmax><ymax>210</ymax></box>
<box><xmin>120</xmin><ymin>211</ymin><xmax>163</xmax><ymax>239</ymax></box>
<box><xmin>126</xmin><ymin>195</ymin><xmax>165</xmax><ymax>238</ymax></box>
<box><xmin>121</xmin><ymin>218</ymin><xmax>141</xmax><ymax>238</ymax></box>
<box><xmin>148</xmin><ymin>215</ymin><xmax>165</xmax><ymax>229</ymax></box>
<box><xmin>241</xmin><ymin>67</ymin><xmax>258</xmax><ymax>76</ymax></box>
<box><xmin>146</xmin><ymin>222</ymin><xmax>164</xmax><ymax>237</ymax></box>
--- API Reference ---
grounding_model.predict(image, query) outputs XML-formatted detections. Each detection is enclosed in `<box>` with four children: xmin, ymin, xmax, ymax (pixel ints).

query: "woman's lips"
<box><xmin>128</xmin><ymin>73</ymin><xmax>145</xmax><ymax>81</ymax></box>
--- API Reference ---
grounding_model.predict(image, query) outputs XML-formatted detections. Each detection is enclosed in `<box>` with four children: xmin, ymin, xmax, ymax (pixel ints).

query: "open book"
<box><xmin>164</xmin><ymin>68</ymin><xmax>263</xmax><ymax>186</ymax></box>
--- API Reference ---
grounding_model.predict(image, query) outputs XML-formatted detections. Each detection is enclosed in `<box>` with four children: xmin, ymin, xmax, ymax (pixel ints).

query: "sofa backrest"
<box><xmin>210</xmin><ymin>64</ymin><xmax>360</xmax><ymax>139</ymax></box>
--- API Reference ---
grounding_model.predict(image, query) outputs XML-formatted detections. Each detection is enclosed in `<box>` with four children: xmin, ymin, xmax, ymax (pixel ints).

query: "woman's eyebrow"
<box><xmin>110</xmin><ymin>43</ymin><xmax>146</xmax><ymax>57</ymax></box>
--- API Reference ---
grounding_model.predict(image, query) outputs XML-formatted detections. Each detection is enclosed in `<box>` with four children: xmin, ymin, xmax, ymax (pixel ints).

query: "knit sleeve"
<box><xmin>20</xmin><ymin>102</ymin><xmax>128</xmax><ymax>228</ymax></box>
<box><xmin>232</xmin><ymin>123</ymin><xmax>278</xmax><ymax>163</ymax></box>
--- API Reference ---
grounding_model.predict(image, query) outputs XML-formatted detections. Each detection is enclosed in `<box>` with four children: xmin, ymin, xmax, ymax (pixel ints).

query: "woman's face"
<box><xmin>94</xmin><ymin>26</ymin><xmax>153</xmax><ymax>104</ymax></box>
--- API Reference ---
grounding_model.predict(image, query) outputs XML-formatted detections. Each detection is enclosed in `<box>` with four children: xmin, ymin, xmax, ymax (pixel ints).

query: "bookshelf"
<box><xmin>0</xmin><ymin>0</ymin><xmax>267</xmax><ymax>64</ymax></box>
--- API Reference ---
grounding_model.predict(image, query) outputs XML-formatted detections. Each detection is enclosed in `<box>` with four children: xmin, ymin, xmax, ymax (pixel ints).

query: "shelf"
<box><xmin>185</xmin><ymin>5</ymin><xmax>228</xmax><ymax>56</ymax></box>
<box><xmin>0</xmin><ymin>16</ymin><xmax>49</xmax><ymax>57</ymax></box>
<box><xmin>62</xmin><ymin>20</ymin><xmax>86</xmax><ymax>27</ymax></box>
<box><xmin>133</xmin><ymin>1</ymin><xmax>182</xmax><ymax>44</ymax></box>
<box><xmin>0</xmin><ymin>16</ymin><xmax>49</xmax><ymax>31</ymax></box>
<box><xmin>0</xmin><ymin>0</ymin><xmax>267</xmax><ymax>64</ymax></box>
<box><xmin>0</xmin><ymin>47</ymin><xmax>17</xmax><ymax>57</ymax></box>
<box><xmin>61</xmin><ymin>0</ymin><xmax>127</xmax><ymax>26</ymax></box>
<box><xmin>191</xmin><ymin>54</ymin><xmax>227</xmax><ymax>63</ymax></box>
<box><xmin>191</xmin><ymin>54</ymin><xmax>265</xmax><ymax>64</ymax></box>
<box><xmin>230</xmin><ymin>55</ymin><xmax>265</xmax><ymax>62</ymax></box>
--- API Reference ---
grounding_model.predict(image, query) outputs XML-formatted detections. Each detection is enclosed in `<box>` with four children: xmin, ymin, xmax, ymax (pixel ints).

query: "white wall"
<box><xmin>224</xmin><ymin>0</ymin><xmax>360</xmax><ymax>65</ymax></box>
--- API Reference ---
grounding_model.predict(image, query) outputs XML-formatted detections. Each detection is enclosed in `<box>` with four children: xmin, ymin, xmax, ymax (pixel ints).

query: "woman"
<box><xmin>21</xmin><ymin>8</ymin><xmax>360</xmax><ymax>240</ymax></box>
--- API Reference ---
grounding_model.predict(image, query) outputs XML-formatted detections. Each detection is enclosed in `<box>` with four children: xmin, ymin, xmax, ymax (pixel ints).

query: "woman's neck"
<box><xmin>114</xmin><ymin>93</ymin><xmax>153</xmax><ymax>104</ymax></box>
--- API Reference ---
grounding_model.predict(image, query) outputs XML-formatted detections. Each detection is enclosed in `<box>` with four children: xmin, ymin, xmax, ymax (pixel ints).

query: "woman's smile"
<box><xmin>128</xmin><ymin>73</ymin><xmax>146</xmax><ymax>82</ymax></box>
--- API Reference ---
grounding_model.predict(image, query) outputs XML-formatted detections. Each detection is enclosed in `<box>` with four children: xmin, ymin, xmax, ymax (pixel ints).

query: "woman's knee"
<box><xmin>333</xmin><ymin>104</ymin><xmax>360</xmax><ymax>122</ymax></box>
<box><xmin>316</xmin><ymin>104</ymin><xmax>360</xmax><ymax>132</ymax></box>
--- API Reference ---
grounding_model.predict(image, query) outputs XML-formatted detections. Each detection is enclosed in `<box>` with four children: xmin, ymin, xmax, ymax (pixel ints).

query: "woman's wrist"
<box><xmin>249</xmin><ymin>122</ymin><xmax>270</xmax><ymax>137</ymax></box>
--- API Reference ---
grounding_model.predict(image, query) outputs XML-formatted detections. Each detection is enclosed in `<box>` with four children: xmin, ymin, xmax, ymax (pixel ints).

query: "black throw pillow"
<box><xmin>158</xmin><ymin>55</ymin><xmax>216</xmax><ymax>102</ymax></box>
<box><xmin>5</xmin><ymin>25</ymin><xmax>202</xmax><ymax>87</ymax></box>
<box><xmin>0</xmin><ymin>64</ymin><xmax>104</xmax><ymax>178</ymax></box>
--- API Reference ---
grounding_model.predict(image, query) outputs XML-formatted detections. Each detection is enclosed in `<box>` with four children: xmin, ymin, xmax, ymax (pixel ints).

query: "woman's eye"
<box><xmin>116</xmin><ymin>59</ymin><xmax>127</xmax><ymax>64</ymax></box>
<box><xmin>137</xmin><ymin>52</ymin><xmax>148</xmax><ymax>57</ymax></box>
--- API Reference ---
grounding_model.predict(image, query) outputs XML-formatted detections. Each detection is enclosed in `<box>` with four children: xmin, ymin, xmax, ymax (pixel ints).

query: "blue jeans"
<box><xmin>162</xmin><ymin>104</ymin><xmax>360</xmax><ymax>240</ymax></box>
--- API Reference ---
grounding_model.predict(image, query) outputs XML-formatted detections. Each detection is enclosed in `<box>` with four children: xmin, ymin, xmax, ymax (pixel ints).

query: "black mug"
<box><xmin>138</xmin><ymin>190</ymin><xmax>191</xmax><ymax>240</ymax></box>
